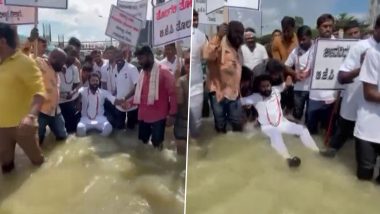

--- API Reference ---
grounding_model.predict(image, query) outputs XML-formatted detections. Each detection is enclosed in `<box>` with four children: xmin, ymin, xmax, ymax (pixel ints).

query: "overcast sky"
<box><xmin>18</xmin><ymin>0</ymin><xmax>369</xmax><ymax>41</ymax></box>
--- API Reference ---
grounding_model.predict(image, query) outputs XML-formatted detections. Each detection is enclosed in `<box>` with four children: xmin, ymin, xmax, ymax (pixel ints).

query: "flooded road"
<box><xmin>0</xmin><ymin>129</ymin><xmax>185</xmax><ymax>214</ymax></box>
<box><xmin>186</xmin><ymin>118</ymin><xmax>380</xmax><ymax>214</ymax></box>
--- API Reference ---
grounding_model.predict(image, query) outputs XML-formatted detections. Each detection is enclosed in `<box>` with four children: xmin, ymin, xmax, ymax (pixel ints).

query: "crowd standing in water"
<box><xmin>0</xmin><ymin>22</ymin><xmax>190</xmax><ymax>174</ymax></box>
<box><xmin>191</xmin><ymin>9</ymin><xmax>380</xmax><ymax>183</ymax></box>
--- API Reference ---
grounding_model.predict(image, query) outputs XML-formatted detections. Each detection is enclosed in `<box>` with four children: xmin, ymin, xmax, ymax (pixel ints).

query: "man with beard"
<box><xmin>133</xmin><ymin>46</ymin><xmax>177</xmax><ymax>150</ymax></box>
<box><xmin>285</xmin><ymin>25</ymin><xmax>314</xmax><ymax>121</ymax></box>
<box><xmin>108</xmin><ymin>49</ymin><xmax>140</xmax><ymax>130</ymax></box>
<box><xmin>0</xmin><ymin>23</ymin><xmax>45</xmax><ymax>173</ymax></box>
<box><xmin>76</xmin><ymin>73</ymin><xmax>124</xmax><ymax>137</ymax></box>
<box><xmin>320</xmin><ymin>15</ymin><xmax>380</xmax><ymax>158</ymax></box>
<box><xmin>189</xmin><ymin>9</ymin><xmax>207</xmax><ymax>138</ymax></box>
<box><xmin>59</xmin><ymin>45</ymin><xmax>82</xmax><ymax>133</ymax></box>
<box><xmin>240</xmin><ymin>75</ymin><xmax>320</xmax><ymax>168</ymax></box>
<box><xmin>204</xmin><ymin>21</ymin><xmax>245</xmax><ymax>133</ymax></box>
<box><xmin>37</xmin><ymin>49</ymin><xmax>69</xmax><ymax>145</ymax></box>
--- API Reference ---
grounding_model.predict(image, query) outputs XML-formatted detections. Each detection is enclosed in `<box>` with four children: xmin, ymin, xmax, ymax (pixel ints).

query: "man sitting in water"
<box><xmin>76</xmin><ymin>73</ymin><xmax>124</xmax><ymax>137</ymax></box>
<box><xmin>240</xmin><ymin>74</ymin><xmax>320</xmax><ymax>168</ymax></box>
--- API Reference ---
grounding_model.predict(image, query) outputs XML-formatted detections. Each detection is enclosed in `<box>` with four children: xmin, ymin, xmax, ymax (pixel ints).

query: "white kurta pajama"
<box><xmin>76</xmin><ymin>87</ymin><xmax>116</xmax><ymax>137</ymax></box>
<box><xmin>241</xmin><ymin>86</ymin><xmax>319</xmax><ymax>159</ymax></box>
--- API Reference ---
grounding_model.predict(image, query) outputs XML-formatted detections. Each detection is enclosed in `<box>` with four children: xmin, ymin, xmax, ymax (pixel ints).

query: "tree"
<box><xmin>294</xmin><ymin>16</ymin><xmax>304</xmax><ymax>29</ymax></box>
<box><xmin>335</xmin><ymin>13</ymin><xmax>357</xmax><ymax>29</ymax></box>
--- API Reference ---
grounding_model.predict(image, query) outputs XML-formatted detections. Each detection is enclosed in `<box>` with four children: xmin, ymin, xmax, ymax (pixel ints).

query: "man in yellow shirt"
<box><xmin>0</xmin><ymin>23</ymin><xmax>46</xmax><ymax>174</ymax></box>
<box><xmin>37</xmin><ymin>49</ymin><xmax>69</xmax><ymax>145</ymax></box>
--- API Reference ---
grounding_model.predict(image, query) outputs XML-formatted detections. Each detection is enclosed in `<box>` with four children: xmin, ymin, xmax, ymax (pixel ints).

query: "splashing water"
<box><xmin>186</xmin><ymin>119</ymin><xmax>380</xmax><ymax>214</ymax></box>
<box><xmin>0</xmin><ymin>129</ymin><xmax>185</xmax><ymax>214</ymax></box>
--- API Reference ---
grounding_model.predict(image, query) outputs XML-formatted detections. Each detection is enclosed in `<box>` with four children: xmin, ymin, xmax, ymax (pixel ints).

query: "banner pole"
<box><xmin>34</xmin><ymin>7</ymin><xmax>38</xmax><ymax>59</ymax></box>
<box><xmin>324</xmin><ymin>91</ymin><xmax>341</xmax><ymax>146</ymax></box>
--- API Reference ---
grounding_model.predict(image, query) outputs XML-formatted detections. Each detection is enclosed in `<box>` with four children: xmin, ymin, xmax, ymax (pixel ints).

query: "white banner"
<box><xmin>153</xmin><ymin>0</ymin><xmax>192</xmax><ymax>47</ymax></box>
<box><xmin>310</xmin><ymin>39</ymin><xmax>358</xmax><ymax>90</ymax></box>
<box><xmin>117</xmin><ymin>0</ymin><xmax>147</xmax><ymax>28</ymax></box>
<box><xmin>105</xmin><ymin>5</ymin><xmax>142</xmax><ymax>47</ymax></box>
<box><xmin>194</xmin><ymin>0</ymin><xmax>223</xmax><ymax>25</ymax></box>
<box><xmin>4</xmin><ymin>0</ymin><xmax>67</xmax><ymax>9</ymax></box>
<box><xmin>206</xmin><ymin>0</ymin><xmax>260</xmax><ymax>14</ymax></box>
<box><xmin>0</xmin><ymin>0</ymin><xmax>35</xmax><ymax>24</ymax></box>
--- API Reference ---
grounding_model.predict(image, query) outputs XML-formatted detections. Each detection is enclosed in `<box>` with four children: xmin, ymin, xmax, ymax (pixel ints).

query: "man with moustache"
<box><xmin>204</xmin><ymin>21</ymin><xmax>245</xmax><ymax>133</ymax></box>
<box><xmin>320</xmin><ymin>15</ymin><xmax>380</xmax><ymax>158</ymax></box>
<box><xmin>306</xmin><ymin>14</ymin><xmax>338</xmax><ymax>134</ymax></box>
<box><xmin>133</xmin><ymin>46</ymin><xmax>177</xmax><ymax>150</ymax></box>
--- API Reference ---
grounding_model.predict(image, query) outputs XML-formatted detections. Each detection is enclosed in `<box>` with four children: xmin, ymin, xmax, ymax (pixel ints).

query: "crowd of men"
<box><xmin>191</xmin><ymin>9</ymin><xmax>380</xmax><ymax>183</ymax></box>
<box><xmin>0</xmin><ymin>23</ymin><xmax>189</xmax><ymax>174</ymax></box>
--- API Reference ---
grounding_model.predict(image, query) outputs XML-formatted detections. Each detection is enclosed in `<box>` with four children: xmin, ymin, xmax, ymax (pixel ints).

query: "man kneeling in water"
<box><xmin>76</xmin><ymin>73</ymin><xmax>124</xmax><ymax>137</ymax></box>
<box><xmin>240</xmin><ymin>75</ymin><xmax>320</xmax><ymax>167</ymax></box>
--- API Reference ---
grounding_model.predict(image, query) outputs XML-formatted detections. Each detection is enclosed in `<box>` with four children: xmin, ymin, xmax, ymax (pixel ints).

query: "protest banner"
<box><xmin>106</xmin><ymin>5</ymin><xmax>142</xmax><ymax>47</ymax></box>
<box><xmin>310</xmin><ymin>39</ymin><xmax>358</xmax><ymax>90</ymax></box>
<box><xmin>153</xmin><ymin>0</ymin><xmax>192</xmax><ymax>47</ymax></box>
<box><xmin>4</xmin><ymin>0</ymin><xmax>67</xmax><ymax>9</ymax></box>
<box><xmin>117</xmin><ymin>0</ymin><xmax>147</xmax><ymax>28</ymax></box>
<box><xmin>0</xmin><ymin>0</ymin><xmax>35</xmax><ymax>25</ymax></box>
<box><xmin>194</xmin><ymin>0</ymin><xmax>223</xmax><ymax>25</ymax></box>
<box><xmin>206</xmin><ymin>0</ymin><xmax>260</xmax><ymax>14</ymax></box>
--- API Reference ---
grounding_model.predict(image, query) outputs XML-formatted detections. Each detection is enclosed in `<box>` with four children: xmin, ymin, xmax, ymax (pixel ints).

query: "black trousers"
<box><xmin>59</xmin><ymin>100</ymin><xmax>80</xmax><ymax>133</ymax></box>
<box><xmin>329</xmin><ymin>116</ymin><xmax>355</xmax><ymax>150</ymax></box>
<box><xmin>138</xmin><ymin>119</ymin><xmax>166</xmax><ymax>148</ymax></box>
<box><xmin>355</xmin><ymin>137</ymin><xmax>380</xmax><ymax>180</ymax></box>
<box><xmin>281</xmin><ymin>86</ymin><xmax>294</xmax><ymax>111</ymax></box>
<box><xmin>126</xmin><ymin>109</ymin><xmax>138</xmax><ymax>130</ymax></box>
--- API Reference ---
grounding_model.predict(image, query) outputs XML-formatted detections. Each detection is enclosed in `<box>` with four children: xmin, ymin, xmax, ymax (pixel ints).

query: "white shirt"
<box><xmin>115</xmin><ymin>62</ymin><xmax>140</xmax><ymax>112</ymax></box>
<box><xmin>309</xmin><ymin>41</ymin><xmax>338</xmax><ymax>102</ymax></box>
<box><xmin>191</xmin><ymin>28</ymin><xmax>207</xmax><ymax>97</ymax></box>
<box><xmin>93</xmin><ymin>59</ymin><xmax>108</xmax><ymax>76</ymax></box>
<box><xmin>160</xmin><ymin>56</ymin><xmax>182</xmax><ymax>76</ymax></box>
<box><xmin>339</xmin><ymin>37</ymin><xmax>376</xmax><ymax>121</ymax></box>
<box><xmin>241</xmin><ymin>43</ymin><xmax>268</xmax><ymax>71</ymax></box>
<box><xmin>100</xmin><ymin>62</ymin><xmax>118</xmax><ymax>94</ymax></box>
<box><xmin>79</xmin><ymin>87</ymin><xmax>116</xmax><ymax>120</ymax></box>
<box><xmin>59</xmin><ymin>64</ymin><xmax>80</xmax><ymax>103</ymax></box>
<box><xmin>240</xmin><ymin>84</ymin><xmax>285</xmax><ymax>126</ymax></box>
<box><xmin>354</xmin><ymin>47</ymin><xmax>380</xmax><ymax>144</ymax></box>
<box><xmin>285</xmin><ymin>46</ymin><xmax>313</xmax><ymax>91</ymax></box>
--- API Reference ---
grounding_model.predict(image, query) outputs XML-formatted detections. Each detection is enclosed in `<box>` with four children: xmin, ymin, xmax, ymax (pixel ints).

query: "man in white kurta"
<box><xmin>189</xmin><ymin>10</ymin><xmax>207</xmax><ymax>138</ymax></box>
<box><xmin>241</xmin><ymin>75</ymin><xmax>319</xmax><ymax>167</ymax></box>
<box><xmin>76</xmin><ymin>73</ymin><xmax>123</xmax><ymax>137</ymax></box>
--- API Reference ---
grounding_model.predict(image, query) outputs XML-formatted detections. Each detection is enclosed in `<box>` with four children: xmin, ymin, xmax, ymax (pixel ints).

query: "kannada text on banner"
<box><xmin>4</xmin><ymin>0</ymin><xmax>67</xmax><ymax>9</ymax></box>
<box><xmin>311</xmin><ymin>39</ymin><xmax>358</xmax><ymax>90</ymax></box>
<box><xmin>0</xmin><ymin>0</ymin><xmax>35</xmax><ymax>25</ymax></box>
<box><xmin>106</xmin><ymin>5</ymin><xmax>142</xmax><ymax>47</ymax></box>
<box><xmin>153</xmin><ymin>0</ymin><xmax>192</xmax><ymax>47</ymax></box>
<box><xmin>117</xmin><ymin>0</ymin><xmax>147</xmax><ymax>28</ymax></box>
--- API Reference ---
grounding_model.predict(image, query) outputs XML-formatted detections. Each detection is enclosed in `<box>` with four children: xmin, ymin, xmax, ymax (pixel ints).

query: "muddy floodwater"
<box><xmin>0</xmin><ymin>129</ymin><xmax>185</xmax><ymax>214</ymax></box>
<box><xmin>186</xmin><ymin>119</ymin><xmax>380</xmax><ymax>214</ymax></box>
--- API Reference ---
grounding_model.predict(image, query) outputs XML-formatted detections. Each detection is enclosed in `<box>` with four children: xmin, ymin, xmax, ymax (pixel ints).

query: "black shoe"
<box><xmin>287</xmin><ymin>156</ymin><xmax>301</xmax><ymax>168</ymax></box>
<box><xmin>319</xmin><ymin>148</ymin><xmax>337</xmax><ymax>158</ymax></box>
<box><xmin>2</xmin><ymin>162</ymin><xmax>15</xmax><ymax>174</ymax></box>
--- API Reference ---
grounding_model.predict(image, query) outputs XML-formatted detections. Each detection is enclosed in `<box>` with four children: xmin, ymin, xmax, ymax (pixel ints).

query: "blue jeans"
<box><xmin>306</xmin><ymin>100</ymin><xmax>334</xmax><ymax>134</ymax></box>
<box><xmin>38</xmin><ymin>112</ymin><xmax>68</xmax><ymax>144</ymax></box>
<box><xmin>209</xmin><ymin>92</ymin><xmax>243</xmax><ymax>133</ymax></box>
